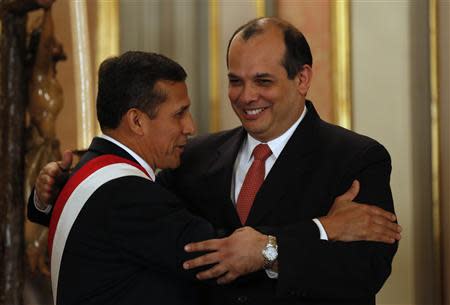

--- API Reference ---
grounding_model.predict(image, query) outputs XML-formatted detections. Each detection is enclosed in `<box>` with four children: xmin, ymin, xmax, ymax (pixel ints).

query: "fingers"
<box><xmin>337</xmin><ymin>180</ymin><xmax>360</xmax><ymax>202</ymax></box>
<box><xmin>58</xmin><ymin>150</ymin><xmax>73</xmax><ymax>172</ymax></box>
<box><xmin>45</xmin><ymin>161</ymin><xmax>64</xmax><ymax>178</ymax></box>
<box><xmin>371</xmin><ymin>215</ymin><xmax>402</xmax><ymax>240</ymax></box>
<box><xmin>196</xmin><ymin>264</ymin><xmax>228</xmax><ymax>280</ymax></box>
<box><xmin>183</xmin><ymin>252</ymin><xmax>221</xmax><ymax>270</ymax></box>
<box><xmin>365</xmin><ymin>204</ymin><xmax>396</xmax><ymax>222</ymax></box>
<box><xmin>184</xmin><ymin>238</ymin><xmax>222</xmax><ymax>252</ymax></box>
<box><xmin>217</xmin><ymin>272</ymin><xmax>238</xmax><ymax>285</ymax></box>
<box><xmin>36</xmin><ymin>163</ymin><xmax>60</xmax><ymax>205</ymax></box>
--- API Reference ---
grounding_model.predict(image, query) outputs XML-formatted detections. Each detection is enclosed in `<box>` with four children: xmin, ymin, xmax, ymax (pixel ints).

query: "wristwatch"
<box><xmin>262</xmin><ymin>235</ymin><xmax>278</xmax><ymax>269</ymax></box>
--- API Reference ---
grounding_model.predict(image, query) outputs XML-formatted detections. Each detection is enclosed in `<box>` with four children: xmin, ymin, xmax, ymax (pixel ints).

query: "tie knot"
<box><xmin>252</xmin><ymin>144</ymin><xmax>272</xmax><ymax>161</ymax></box>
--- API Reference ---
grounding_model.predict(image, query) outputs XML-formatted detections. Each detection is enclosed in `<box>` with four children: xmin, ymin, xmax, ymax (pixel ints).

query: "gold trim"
<box><xmin>96</xmin><ymin>0</ymin><xmax>119</xmax><ymax>135</ymax></box>
<box><xmin>209</xmin><ymin>0</ymin><xmax>220</xmax><ymax>132</ymax></box>
<box><xmin>70</xmin><ymin>0</ymin><xmax>95</xmax><ymax>149</ymax></box>
<box><xmin>429</xmin><ymin>0</ymin><xmax>443</xmax><ymax>302</ymax></box>
<box><xmin>256</xmin><ymin>0</ymin><xmax>266</xmax><ymax>17</ymax></box>
<box><xmin>331</xmin><ymin>0</ymin><xmax>352</xmax><ymax>129</ymax></box>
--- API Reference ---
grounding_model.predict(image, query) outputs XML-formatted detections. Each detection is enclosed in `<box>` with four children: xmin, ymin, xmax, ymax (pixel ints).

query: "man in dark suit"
<box><xmin>160</xmin><ymin>18</ymin><xmax>400</xmax><ymax>304</ymax></box>
<box><xmin>37</xmin><ymin>51</ymin><xmax>216</xmax><ymax>305</ymax></box>
<box><xmin>29</xmin><ymin>18</ymin><xmax>401</xmax><ymax>305</ymax></box>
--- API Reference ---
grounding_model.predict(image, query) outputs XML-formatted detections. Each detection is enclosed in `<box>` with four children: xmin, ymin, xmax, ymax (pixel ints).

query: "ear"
<box><xmin>124</xmin><ymin>108</ymin><xmax>145</xmax><ymax>136</ymax></box>
<box><xmin>296</xmin><ymin>64</ymin><xmax>313</xmax><ymax>97</ymax></box>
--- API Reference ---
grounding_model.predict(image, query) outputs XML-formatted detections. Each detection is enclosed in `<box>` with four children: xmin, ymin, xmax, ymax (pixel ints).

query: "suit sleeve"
<box><xmin>273</xmin><ymin>143</ymin><xmax>398</xmax><ymax>299</ymax></box>
<box><xmin>106</xmin><ymin>177</ymin><xmax>216</xmax><ymax>282</ymax></box>
<box><xmin>27</xmin><ymin>188</ymin><xmax>53</xmax><ymax>226</ymax></box>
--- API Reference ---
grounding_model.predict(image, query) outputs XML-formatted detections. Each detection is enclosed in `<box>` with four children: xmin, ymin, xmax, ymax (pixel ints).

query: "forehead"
<box><xmin>155</xmin><ymin>80</ymin><xmax>190</xmax><ymax>106</ymax></box>
<box><xmin>228</xmin><ymin>27</ymin><xmax>286</xmax><ymax>75</ymax></box>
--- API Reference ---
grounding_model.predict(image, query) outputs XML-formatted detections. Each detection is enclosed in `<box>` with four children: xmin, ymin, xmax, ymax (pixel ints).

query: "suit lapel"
<box><xmin>205</xmin><ymin>128</ymin><xmax>246</xmax><ymax>229</ymax></box>
<box><xmin>246</xmin><ymin>101</ymin><xmax>321</xmax><ymax>226</ymax></box>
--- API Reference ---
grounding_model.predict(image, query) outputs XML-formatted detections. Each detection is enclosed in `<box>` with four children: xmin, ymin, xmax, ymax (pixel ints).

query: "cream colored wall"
<box><xmin>353</xmin><ymin>1</ymin><xmax>435</xmax><ymax>304</ymax></box>
<box><xmin>218</xmin><ymin>2</ymin><xmax>258</xmax><ymax>131</ymax></box>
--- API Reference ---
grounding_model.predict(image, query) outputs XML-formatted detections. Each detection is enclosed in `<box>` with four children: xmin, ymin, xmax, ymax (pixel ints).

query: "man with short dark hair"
<box><xmin>41</xmin><ymin>51</ymin><xmax>215</xmax><ymax>305</ymax></box>
<box><xmin>163</xmin><ymin>17</ymin><xmax>399</xmax><ymax>304</ymax></box>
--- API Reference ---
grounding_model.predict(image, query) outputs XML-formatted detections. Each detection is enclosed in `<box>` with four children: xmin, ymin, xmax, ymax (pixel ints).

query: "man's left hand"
<box><xmin>183</xmin><ymin>227</ymin><xmax>267</xmax><ymax>284</ymax></box>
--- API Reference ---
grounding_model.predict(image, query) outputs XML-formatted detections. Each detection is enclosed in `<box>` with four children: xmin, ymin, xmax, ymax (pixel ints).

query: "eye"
<box><xmin>174</xmin><ymin>106</ymin><xmax>190</xmax><ymax>118</ymax></box>
<box><xmin>175</xmin><ymin>110</ymin><xmax>186</xmax><ymax>117</ymax></box>
<box><xmin>256</xmin><ymin>79</ymin><xmax>272</xmax><ymax>86</ymax></box>
<box><xmin>228</xmin><ymin>78</ymin><xmax>242</xmax><ymax>86</ymax></box>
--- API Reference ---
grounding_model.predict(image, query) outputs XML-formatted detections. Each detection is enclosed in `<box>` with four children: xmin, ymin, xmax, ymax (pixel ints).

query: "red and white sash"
<box><xmin>47</xmin><ymin>154</ymin><xmax>152</xmax><ymax>304</ymax></box>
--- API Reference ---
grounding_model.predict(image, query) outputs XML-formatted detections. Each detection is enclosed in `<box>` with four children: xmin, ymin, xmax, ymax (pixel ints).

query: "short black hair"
<box><xmin>96</xmin><ymin>51</ymin><xmax>187</xmax><ymax>131</ymax></box>
<box><xmin>226</xmin><ymin>17</ymin><xmax>313</xmax><ymax>79</ymax></box>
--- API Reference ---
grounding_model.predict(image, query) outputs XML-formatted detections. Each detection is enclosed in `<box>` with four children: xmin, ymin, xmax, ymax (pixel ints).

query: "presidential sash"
<box><xmin>47</xmin><ymin>154</ymin><xmax>152</xmax><ymax>304</ymax></box>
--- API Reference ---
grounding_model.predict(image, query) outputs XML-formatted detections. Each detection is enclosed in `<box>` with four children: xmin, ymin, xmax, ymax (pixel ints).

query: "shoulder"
<box><xmin>316</xmin><ymin>120</ymin><xmax>390</xmax><ymax>161</ymax></box>
<box><xmin>178</xmin><ymin>126</ymin><xmax>243</xmax><ymax>164</ymax></box>
<box><xmin>185</xmin><ymin>126</ymin><xmax>243</xmax><ymax>153</ymax></box>
<box><xmin>318</xmin><ymin>121</ymin><xmax>386</xmax><ymax>151</ymax></box>
<box><xmin>99</xmin><ymin>175</ymin><xmax>180</xmax><ymax>204</ymax></box>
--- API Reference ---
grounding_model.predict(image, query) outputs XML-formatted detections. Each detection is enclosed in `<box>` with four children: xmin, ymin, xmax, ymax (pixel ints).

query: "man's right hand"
<box><xmin>35</xmin><ymin>150</ymin><xmax>73</xmax><ymax>209</ymax></box>
<box><xmin>320</xmin><ymin>180</ymin><xmax>402</xmax><ymax>244</ymax></box>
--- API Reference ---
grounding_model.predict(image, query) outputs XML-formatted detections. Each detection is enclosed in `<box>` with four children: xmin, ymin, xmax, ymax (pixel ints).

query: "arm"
<box><xmin>107</xmin><ymin>177</ymin><xmax>216</xmax><ymax>282</ymax></box>
<box><xmin>273</xmin><ymin>143</ymin><xmax>398</xmax><ymax>298</ymax></box>
<box><xmin>184</xmin><ymin>144</ymin><xmax>399</xmax><ymax>298</ymax></box>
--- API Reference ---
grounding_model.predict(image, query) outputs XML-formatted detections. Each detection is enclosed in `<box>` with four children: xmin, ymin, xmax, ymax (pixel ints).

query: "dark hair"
<box><xmin>96</xmin><ymin>51</ymin><xmax>187</xmax><ymax>130</ymax></box>
<box><xmin>226</xmin><ymin>17</ymin><xmax>313</xmax><ymax>79</ymax></box>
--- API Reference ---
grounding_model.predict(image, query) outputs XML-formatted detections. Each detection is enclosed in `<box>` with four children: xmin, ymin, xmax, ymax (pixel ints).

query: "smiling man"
<box><xmin>159</xmin><ymin>17</ymin><xmax>399</xmax><ymax>304</ymax></box>
<box><xmin>42</xmin><ymin>51</ymin><xmax>215</xmax><ymax>305</ymax></box>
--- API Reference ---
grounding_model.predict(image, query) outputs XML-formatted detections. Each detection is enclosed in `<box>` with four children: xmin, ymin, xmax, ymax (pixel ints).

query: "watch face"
<box><xmin>264</xmin><ymin>247</ymin><xmax>277</xmax><ymax>261</ymax></box>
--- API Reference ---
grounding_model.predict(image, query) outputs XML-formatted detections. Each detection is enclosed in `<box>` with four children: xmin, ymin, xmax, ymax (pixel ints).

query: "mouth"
<box><xmin>176</xmin><ymin>144</ymin><xmax>186</xmax><ymax>153</ymax></box>
<box><xmin>242</xmin><ymin>107</ymin><xmax>269</xmax><ymax>119</ymax></box>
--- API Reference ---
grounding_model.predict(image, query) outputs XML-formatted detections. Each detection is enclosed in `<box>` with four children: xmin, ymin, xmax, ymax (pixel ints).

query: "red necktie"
<box><xmin>236</xmin><ymin>144</ymin><xmax>272</xmax><ymax>224</ymax></box>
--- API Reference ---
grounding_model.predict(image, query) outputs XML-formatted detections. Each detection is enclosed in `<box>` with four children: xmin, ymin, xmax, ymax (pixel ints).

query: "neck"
<box><xmin>103</xmin><ymin>129</ymin><xmax>155</xmax><ymax>169</ymax></box>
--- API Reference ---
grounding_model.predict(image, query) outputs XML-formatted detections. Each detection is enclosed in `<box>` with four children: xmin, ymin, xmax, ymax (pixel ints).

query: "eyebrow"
<box><xmin>254</xmin><ymin>73</ymin><xmax>273</xmax><ymax>78</ymax></box>
<box><xmin>227</xmin><ymin>72</ymin><xmax>274</xmax><ymax>78</ymax></box>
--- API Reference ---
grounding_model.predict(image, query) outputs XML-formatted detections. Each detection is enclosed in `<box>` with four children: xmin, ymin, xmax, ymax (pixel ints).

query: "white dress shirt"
<box><xmin>231</xmin><ymin>106</ymin><xmax>328</xmax><ymax>278</ymax></box>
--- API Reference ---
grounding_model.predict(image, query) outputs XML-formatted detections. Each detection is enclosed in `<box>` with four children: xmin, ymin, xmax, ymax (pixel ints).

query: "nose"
<box><xmin>240</xmin><ymin>83</ymin><xmax>258</xmax><ymax>104</ymax></box>
<box><xmin>183</xmin><ymin>111</ymin><xmax>196</xmax><ymax>136</ymax></box>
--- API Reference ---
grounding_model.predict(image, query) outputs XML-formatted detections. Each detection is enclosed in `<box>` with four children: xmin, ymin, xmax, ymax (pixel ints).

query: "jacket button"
<box><xmin>237</xmin><ymin>295</ymin><xmax>248</xmax><ymax>303</ymax></box>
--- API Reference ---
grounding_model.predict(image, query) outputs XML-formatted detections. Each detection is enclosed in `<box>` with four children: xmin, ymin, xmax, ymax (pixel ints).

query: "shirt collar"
<box><xmin>243</xmin><ymin>106</ymin><xmax>308</xmax><ymax>162</ymax></box>
<box><xmin>99</xmin><ymin>134</ymin><xmax>156</xmax><ymax>181</ymax></box>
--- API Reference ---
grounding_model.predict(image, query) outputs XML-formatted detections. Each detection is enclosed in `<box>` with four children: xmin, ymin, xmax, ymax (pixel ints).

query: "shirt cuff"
<box><xmin>34</xmin><ymin>190</ymin><xmax>52</xmax><ymax>214</ymax></box>
<box><xmin>313</xmin><ymin>218</ymin><xmax>328</xmax><ymax>240</ymax></box>
<box><xmin>265</xmin><ymin>268</ymin><xmax>278</xmax><ymax>279</ymax></box>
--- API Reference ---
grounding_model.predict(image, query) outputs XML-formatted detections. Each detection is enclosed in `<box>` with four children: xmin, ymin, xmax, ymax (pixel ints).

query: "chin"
<box><xmin>167</xmin><ymin>160</ymin><xmax>181</xmax><ymax>169</ymax></box>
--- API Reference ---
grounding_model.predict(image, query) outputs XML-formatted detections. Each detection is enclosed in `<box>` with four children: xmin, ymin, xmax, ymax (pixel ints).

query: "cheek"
<box><xmin>228</xmin><ymin>87</ymin><xmax>240</xmax><ymax>102</ymax></box>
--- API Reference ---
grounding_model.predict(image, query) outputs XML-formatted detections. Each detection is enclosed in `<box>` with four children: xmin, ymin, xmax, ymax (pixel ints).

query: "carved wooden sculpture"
<box><xmin>0</xmin><ymin>1</ymin><xmax>54</xmax><ymax>304</ymax></box>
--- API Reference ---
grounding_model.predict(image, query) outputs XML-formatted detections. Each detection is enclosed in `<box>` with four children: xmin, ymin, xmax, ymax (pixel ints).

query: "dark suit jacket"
<box><xmin>29</xmin><ymin>137</ymin><xmax>215</xmax><ymax>305</ymax></box>
<box><xmin>158</xmin><ymin>101</ymin><xmax>398</xmax><ymax>305</ymax></box>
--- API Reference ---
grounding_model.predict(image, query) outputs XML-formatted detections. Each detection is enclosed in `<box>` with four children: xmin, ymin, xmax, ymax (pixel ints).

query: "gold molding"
<box><xmin>96</xmin><ymin>1</ymin><xmax>119</xmax><ymax>71</ymax></box>
<box><xmin>96</xmin><ymin>0</ymin><xmax>119</xmax><ymax>135</ymax></box>
<box><xmin>429</xmin><ymin>0</ymin><xmax>443</xmax><ymax>302</ymax></box>
<box><xmin>70</xmin><ymin>0</ymin><xmax>95</xmax><ymax>149</ymax></box>
<box><xmin>256</xmin><ymin>0</ymin><xmax>266</xmax><ymax>17</ymax></box>
<box><xmin>208</xmin><ymin>0</ymin><xmax>220</xmax><ymax>132</ymax></box>
<box><xmin>331</xmin><ymin>0</ymin><xmax>352</xmax><ymax>129</ymax></box>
